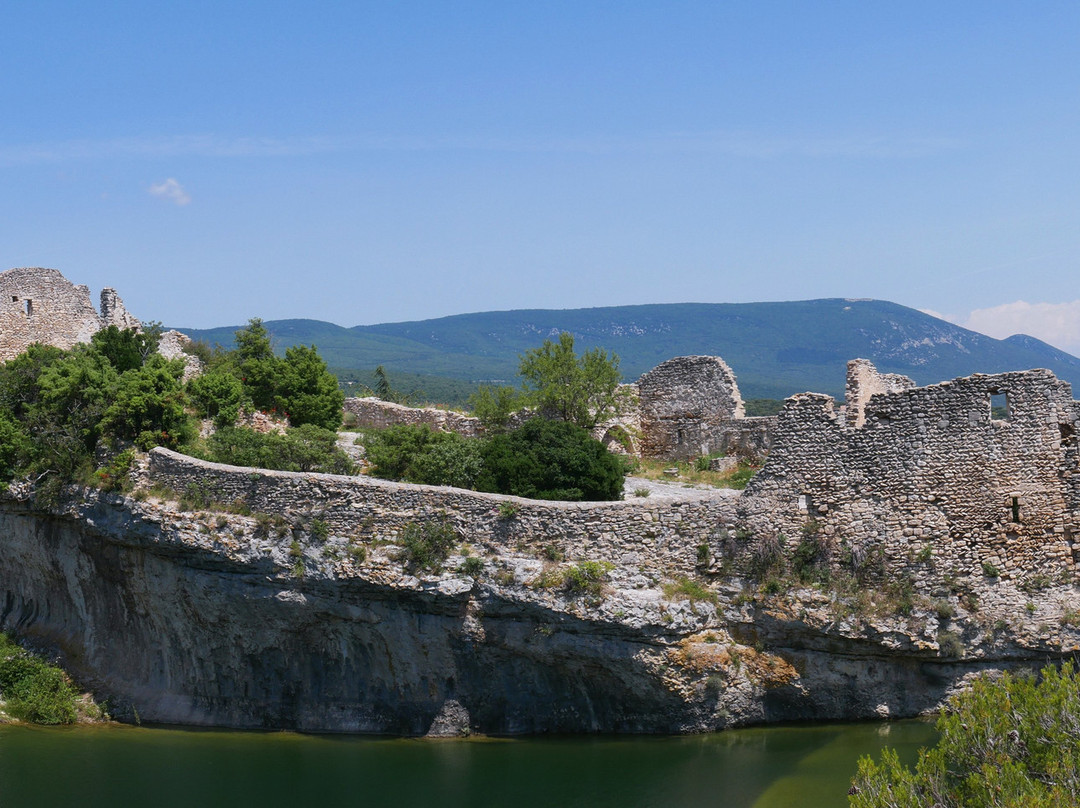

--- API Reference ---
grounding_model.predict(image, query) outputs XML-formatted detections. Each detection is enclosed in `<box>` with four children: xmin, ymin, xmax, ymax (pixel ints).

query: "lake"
<box><xmin>0</xmin><ymin>719</ymin><xmax>935</xmax><ymax>807</ymax></box>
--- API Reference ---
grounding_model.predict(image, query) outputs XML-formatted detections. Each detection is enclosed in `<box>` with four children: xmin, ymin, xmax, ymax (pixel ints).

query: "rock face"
<box><xmin>0</xmin><ymin>267</ymin><xmax>143</xmax><ymax>361</ymax></box>
<box><xmin>2</xmin><ymin>432</ymin><xmax>1078</xmax><ymax>735</ymax></box>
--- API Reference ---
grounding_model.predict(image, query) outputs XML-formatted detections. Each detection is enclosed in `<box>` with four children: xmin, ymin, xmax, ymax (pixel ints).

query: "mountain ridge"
<box><xmin>175</xmin><ymin>299</ymin><xmax>1080</xmax><ymax>400</ymax></box>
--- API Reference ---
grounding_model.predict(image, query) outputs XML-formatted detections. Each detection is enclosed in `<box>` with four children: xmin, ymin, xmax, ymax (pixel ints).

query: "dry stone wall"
<box><xmin>148</xmin><ymin>448</ymin><xmax>739</xmax><ymax>578</ymax></box>
<box><xmin>0</xmin><ymin>267</ymin><xmax>142</xmax><ymax>361</ymax></box>
<box><xmin>740</xmin><ymin>359</ymin><xmax>1080</xmax><ymax>583</ymax></box>
<box><xmin>635</xmin><ymin>355</ymin><xmax>771</xmax><ymax>460</ymax></box>
<box><xmin>343</xmin><ymin>397</ymin><xmax>484</xmax><ymax>437</ymax></box>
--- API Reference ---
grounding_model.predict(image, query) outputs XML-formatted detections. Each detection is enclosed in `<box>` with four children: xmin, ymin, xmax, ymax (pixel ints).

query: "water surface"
<box><xmin>0</xmin><ymin>720</ymin><xmax>935</xmax><ymax>808</ymax></box>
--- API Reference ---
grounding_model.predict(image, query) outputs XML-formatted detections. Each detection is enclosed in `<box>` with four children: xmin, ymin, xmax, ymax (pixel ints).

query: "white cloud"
<box><xmin>148</xmin><ymin>178</ymin><xmax>191</xmax><ymax>206</ymax></box>
<box><xmin>961</xmin><ymin>300</ymin><xmax>1080</xmax><ymax>356</ymax></box>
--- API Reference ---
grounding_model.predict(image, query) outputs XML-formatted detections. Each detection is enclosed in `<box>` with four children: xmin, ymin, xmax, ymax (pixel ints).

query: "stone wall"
<box><xmin>0</xmin><ymin>267</ymin><xmax>142</xmax><ymax>361</ymax></box>
<box><xmin>343</xmin><ymin>397</ymin><xmax>484</xmax><ymax>437</ymax></box>
<box><xmin>148</xmin><ymin>448</ymin><xmax>739</xmax><ymax>578</ymax></box>
<box><xmin>740</xmin><ymin>359</ymin><xmax>1080</xmax><ymax>583</ymax></box>
<box><xmin>635</xmin><ymin>355</ymin><xmax>771</xmax><ymax>460</ymax></box>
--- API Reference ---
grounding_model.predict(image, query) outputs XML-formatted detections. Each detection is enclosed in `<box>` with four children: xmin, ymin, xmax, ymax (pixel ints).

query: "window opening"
<box><xmin>10</xmin><ymin>296</ymin><xmax>17</xmax><ymax>303</ymax></box>
<box><xmin>676</xmin><ymin>429</ymin><xmax>684</xmax><ymax>445</ymax></box>
<box><xmin>1010</xmin><ymin>496</ymin><xmax>1021</xmax><ymax>523</ymax></box>
<box><xmin>24</xmin><ymin>299</ymin><xmax>32</xmax><ymax>317</ymax></box>
<box><xmin>798</xmin><ymin>494</ymin><xmax>814</xmax><ymax>513</ymax></box>
<box><xmin>990</xmin><ymin>391</ymin><xmax>1009</xmax><ymax>420</ymax></box>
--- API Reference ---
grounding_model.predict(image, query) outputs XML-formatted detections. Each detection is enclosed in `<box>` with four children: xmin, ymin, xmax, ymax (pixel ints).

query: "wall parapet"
<box><xmin>147</xmin><ymin>448</ymin><xmax>740</xmax><ymax>577</ymax></box>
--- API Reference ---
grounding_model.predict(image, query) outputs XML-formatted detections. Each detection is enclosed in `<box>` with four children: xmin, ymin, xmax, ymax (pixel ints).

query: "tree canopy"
<box><xmin>850</xmin><ymin>662</ymin><xmax>1080</xmax><ymax>808</ymax></box>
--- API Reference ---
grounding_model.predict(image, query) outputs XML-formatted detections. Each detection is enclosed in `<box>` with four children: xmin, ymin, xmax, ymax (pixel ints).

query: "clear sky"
<box><xmin>3</xmin><ymin>2</ymin><xmax>1079</xmax><ymax>352</ymax></box>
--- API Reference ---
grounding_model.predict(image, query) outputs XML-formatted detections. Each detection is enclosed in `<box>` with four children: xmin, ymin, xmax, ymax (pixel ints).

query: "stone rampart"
<box><xmin>148</xmin><ymin>448</ymin><xmax>738</xmax><ymax>577</ymax></box>
<box><xmin>343</xmin><ymin>397</ymin><xmax>483</xmax><ymax>437</ymax></box>
<box><xmin>740</xmin><ymin>360</ymin><xmax>1080</xmax><ymax>583</ymax></box>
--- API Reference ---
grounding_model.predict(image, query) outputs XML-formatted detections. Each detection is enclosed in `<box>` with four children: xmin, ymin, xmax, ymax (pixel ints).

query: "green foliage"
<box><xmin>399</xmin><ymin>520</ymin><xmax>459</xmax><ymax>571</ymax></box>
<box><xmin>518</xmin><ymin>332</ymin><xmax>622</xmax><ymax>428</ymax></box>
<box><xmin>101</xmin><ymin>354</ymin><xmax>193</xmax><ymax>450</ymax></box>
<box><xmin>0</xmin><ymin>633</ymin><xmax>78</xmax><ymax>725</ymax></box>
<box><xmin>850</xmin><ymin>663</ymin><xmax>1080</xmax><ymax>808</ymax></box>
<box><xmin>981</xmin><ymin>561</ymin><xmax>1000</xmax><ymax>578</ymax></box>
<box><xmin>206</xmin><ymin>425</ymin><xmax>354</xmax><ymax>474</ymax></box>
<box><xmin>497</xmin><ymin>502</ymin><xmax>519</xmax><ymax>519</ymax></box>
<box><xmin>469</xmin><ymin>385</ymin><xmax>521</xmax><ymax>433</ymax></box>
<box><xmin>407</xmin><ymin>433</ymin><xmax>484</xmax><ymax>489</ymax></box>
<box><xmin>477</xmin><ymin>418</ymin><xmax>625</xmax><ymax>502</ymax></box>
<box><xmin>310</xmin><ymin>519</ymin><xmax>330</xmax><ymax>542</ymax></box>
<box><xmin>363</xmin><ymin>424</ymin><xmax>445</xmax><ymax>481</ymax></box>
<box><xmin>743</xmin><ymin>398</ymin><xmax>785</xmax><ymax>417</ymax></box>
<box><xmin>234</xmin><ymin>318</ymin><xmax>278</xmax><ymax>410</ymax></box>
<box><xmin>90</xmin><ymin>324</ymin><xmax>162</xmax><ymax>373</ymax></box>
<box><xmin>187</xmin><ymin>369</ymin><xmax>244</xmax><ymax>428</ymax></box>
<box><xmin>562</xmin><ymin>560</ymin><xmax>614</xmax><ymax>597</ymax></box>
<box><xmin>460</xmin><ymin>556</ymin><xmax>484</xmax><ymax>578</ymax></box>
<box><xmin>274</xmin><ymin>344</ymin><xmax>344</xmax><ymax>430</ymax></box>
<box><xmin>93</xmin><ymin>448</ymin><xmax>136</xmax><ymax>493</ymax></box>
<box><xmin>662</xmin><ymin>576</ymin><xmax>718</xmax><ymax>605</ymax></box>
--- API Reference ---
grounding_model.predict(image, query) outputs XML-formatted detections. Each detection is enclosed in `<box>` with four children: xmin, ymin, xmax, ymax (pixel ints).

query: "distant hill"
<box><xmin>176</xmin><ymin>299</ymin><xmax>1080</xmax><ymax>401</ymax></box>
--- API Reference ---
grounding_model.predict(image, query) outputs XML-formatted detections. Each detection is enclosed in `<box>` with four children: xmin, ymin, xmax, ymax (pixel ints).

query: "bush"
<box><xmin>562</xmin><ymin>561</ymin><xmax>613</xmax><ymax>597</ymax></box>
<box><xmin>206</xmin><ymin>425</ymin><xmax>353</xmax><ymax>474</ymax></box>
<box><xmin>407</xmin><ymin>433</ymin><xmax>484</xmax><ymax>489</ymax></box>
<box><xmin>399</xmin><ymin>520</ymin><xmax>459</xmax><ymax>572</ymax></box>
<box><xmin>850</xmin><ymin>662</ymin><xmax>1080</xmax><ymax>807</ymax></box>
<box><xmin>0</xmin><ymin>633</ymin><xmax>78</xmax><ymax>725</ymax></box>
<box><xmin>476</xmin><ymin>418</ymin><xmax>625</xmax><ymax>501</ymax></box>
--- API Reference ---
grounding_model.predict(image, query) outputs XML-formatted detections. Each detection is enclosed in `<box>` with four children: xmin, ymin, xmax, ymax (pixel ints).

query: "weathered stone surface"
<box><xmin>740</xmin><ymin>360</ymin><xmax>1080</xmax><ymax>587</ymax></box>
<box><xmin>0</xmin><ymin>267</ymin><xmax>145</xmax><ymax>361</ymax></box>
<box><xmin>343</xmin><ymin>397</ymin><xmax>484</xmax><ymax>437</ymax></box>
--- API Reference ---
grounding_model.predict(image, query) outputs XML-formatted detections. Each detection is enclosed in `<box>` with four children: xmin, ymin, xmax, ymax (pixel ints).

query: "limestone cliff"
<box><xmin>1</xmin><ymin>442</ymin><xmax>1075</xmax><ymax>735</ymax></box>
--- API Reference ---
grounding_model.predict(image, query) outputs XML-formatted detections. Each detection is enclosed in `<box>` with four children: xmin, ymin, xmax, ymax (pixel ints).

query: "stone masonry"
<box><xmin>346</xmin><ymin>354</ymin><xmax>775</xmax><ymax>461</ymax></box>
<box><xmin>739</xmin><ymin>359</ymin><xmax>1080</xmax><ymax>584</ymax></box>
<box><xmin>0</xmin><ymin>267</ymin><xmax>142</xmax><ymax>361</ymax></box>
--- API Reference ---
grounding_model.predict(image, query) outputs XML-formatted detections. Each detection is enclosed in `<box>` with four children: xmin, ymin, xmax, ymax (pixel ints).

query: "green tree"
<box><xmin>363</xmin><ymin>424</ymin><xmax>446</xmax><ymax>481</ymax></box>
<box><xmin>91</xmin><ymin>324</ymin><xmax>162</xmax><ymax>373</ymax></box>
<box><xmin>476</xmin><ymin>417</ymin><xmax>625</xmax><ymax>501</ymax></box>
<box><xmin>206</xmin><ymin>425</ymin><xmax>353</xmax><ymax>474</ymax></box>
<box><xmin>100</xmin><ymin>354</ymin><xmax>194</xmax><ymax>450</ymax></box>
<box><xmin>469</xmin><ymin>385</ymin><xmax>521</xmax><ymax>434</ymax></box>
<box><xmin>274</xmin><ymin>344</ymin><xmax>345</xmax><ymax>430</ymax></box>
<box><xmin>518</xmin><ymin>332</ymin><xmax>622</xmax><ymax>428</ymax></box>
<box><xmin>187</xmin><ymin>368</ymin><xmax>245</xmax><ymax>428</ymax></box>
<box><xmin>234</xmin><ymin>318</ymin><xmax>279</xmax><ymax>411</ymax></box>
<box><xmin>408</xmin><ymin>432</ymin><xmax>484</xmax><ymax>489</ymax></box>
<box><xmin>851</xmin><ymin>662</ymin><xmax>1080</xmax><ymax>807</ymax></box>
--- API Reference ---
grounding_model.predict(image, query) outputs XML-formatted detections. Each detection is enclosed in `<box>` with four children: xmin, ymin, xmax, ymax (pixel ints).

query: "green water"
<box><xmin>0</xmin><ymin>720</ymin><xmax>935</xmax><ymax>808</ymax></box>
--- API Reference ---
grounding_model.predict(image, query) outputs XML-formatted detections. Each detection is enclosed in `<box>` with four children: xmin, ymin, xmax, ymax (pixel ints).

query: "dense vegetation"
<box><xmin>361</xmin><ymin>333</ymin><xmax>629</xmax><ymax>501</ymax></box>
<box><xmin>364</xmin><ymin>418</ymin><xmax>627</xmax><ymax>501</ymax></box>
<box><xmin>0</xmin><ymin>632</ymin><xmax>80</xmax><ymax>724</ymax></box>
<box><xmin>0</xmin><ymin>320</ymin><xmax>349</xmax><ymax>502</ymax></box>
<box><xmin>850</xmin><ymin>663</ymin><xmax>1080</xmax><ymax>807</ymax></box>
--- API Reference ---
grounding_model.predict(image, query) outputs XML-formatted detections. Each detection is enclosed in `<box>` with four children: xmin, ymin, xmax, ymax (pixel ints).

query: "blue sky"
<box><xmin>3</xmin><ymin>2</ymin><xmax>1080</xmax><ymax>352</ymax></box>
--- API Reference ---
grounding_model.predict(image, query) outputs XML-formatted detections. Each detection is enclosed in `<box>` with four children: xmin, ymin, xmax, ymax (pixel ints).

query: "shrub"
<box><xmin>207</xmin><ymin>425</ymin><xmax>353</xmax><ymax>474</ymax></box>
<box><xmin>399</xmin><ymin>520</ymin><xmax>459</xmax><ymax>572</ymax></box>
<box><xmin>0</xmin><ymin>633</ymin><xmax>78</xmax><ymax>724</ymax></box>
<box><xmin>562</xmin><ymin>561</ymin><xmax>613</xmax><ymax>597</ymax></box>
<box><xmin>407</xmin><ymin>433</ymin><xmax>484</xmax><ymax>489</ymax></box>
<box><xmin>981</xmin><ymin>561</ymin><xmax>1000</xmax><ymax>578</ymax></box>
<box><xmin>476</xmin><ymin>418</ymin><xmax>626</xmax><ymax>501</ymax></box>
<box><xmin>460</xmin><ymin>556</ymin><xmax>484</xmax><ymax>578</ymax></box>
<box><xmin>851</xmin><ymin>662</ymin><xmax>1080</xmax><ymax>807</ymax></box>
<box><xmin>310</xmin><ymin>519</ymin><xmax>330</xmax><ymax>542</ymax></box>
<box><xmin>662</xmin><ymin>576</ymin><xmax>718</xmax><ymax>605</ymax></box>
<box><xmin>497</xmin><ymin>502</ymin><xmax>519</xmax><ymax>519</ymax></box>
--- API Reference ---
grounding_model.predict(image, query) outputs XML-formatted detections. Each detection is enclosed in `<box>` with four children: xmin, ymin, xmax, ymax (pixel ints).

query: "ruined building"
<box><xmin>740</xmin><ymin>359</ymin><xmax>1080</xmax><ymax>582</ymax></box>
<box><xmin>0</xmin><ymin>267</ymin><xmax>141</xmax><ymax>361</ymax></box>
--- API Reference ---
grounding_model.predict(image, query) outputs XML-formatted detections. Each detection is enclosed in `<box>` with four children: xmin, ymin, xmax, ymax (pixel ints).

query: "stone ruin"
<box><xmin>0</xmin><ymin>266</ymin><xmax>201</xmax><ymax>379</ymax></box>
<box><xmin>739</xmin><ymin>359</ymin><xmax>1080</xmax><ymax>583</ymax></box>
<box><xmin>630</xmin><ymin>355</ymin><xmax>773</xmax><ymax>460</ymax></box>
<box><xmin>0</xmin><ymin>267</ymin><xmax>141</xmax><ymax>361</ymax></box>
<box><xmin>344</xmin><ymin>354</ymin><xmax>775</xmax><ymax>462</ymax></box>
